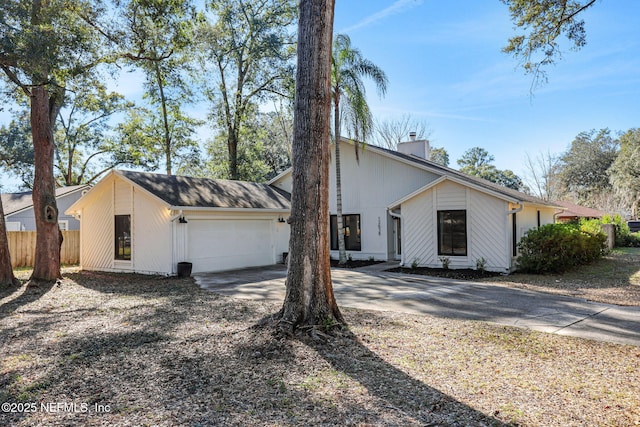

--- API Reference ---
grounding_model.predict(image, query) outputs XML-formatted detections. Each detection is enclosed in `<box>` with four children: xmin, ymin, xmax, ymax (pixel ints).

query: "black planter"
<box><xmin>177</xmin><ymin>262</ymin><xmax>193</xmax><ymax>278</ymax></box>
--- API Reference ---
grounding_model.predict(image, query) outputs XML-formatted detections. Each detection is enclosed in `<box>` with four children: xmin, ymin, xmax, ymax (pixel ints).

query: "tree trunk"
<box><xmin>228</xmin><ymin>132</ymin><xmax>238</xmax><ymax>180</ymax></box>
<box><xmin>333</xmin><ymin>96</ymin><xmax>347</xmax><ymax>265</ymax></box>
<box><xmin>155</xmin><ymin>63</ymin><xmax>172</xmax><ymax>175</ymax></box>
<box><xmin>279</xmin><ymin>0</ymin><xmax>342</xmax><ymax>333</ymax></box>
<box><xmin>30</xmin><ymin>86</ymin><xmax>62</xmax><ymax>282</ymax></box>
<box><xmin>0</xmin><ymin>197</ymin><xmax>18</xmax><ymax>288</ymax></box>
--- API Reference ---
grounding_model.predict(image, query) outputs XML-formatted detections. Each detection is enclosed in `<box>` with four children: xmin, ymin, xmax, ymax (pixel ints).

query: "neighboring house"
<box><xmin>270</xmin><ymin>138</ymin><xmax>559</xmax><ymax>273</ymax></box>
<box><xmin>65</xmin><ymin>170</ymin><xmax>291</xmax><ymax>275</ymax></box>
<box><xmin>554</xmin><ymin>200</ymin><xmax>607</xmax><ymax>222</ymax></box>
<box><xmin>2</xmin><ymin>185</ymin><xmax>90</xmax><ymax>231</ymax></box>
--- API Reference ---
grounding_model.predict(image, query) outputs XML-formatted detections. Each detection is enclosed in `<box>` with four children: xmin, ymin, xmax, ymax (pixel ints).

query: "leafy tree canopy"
<box><xmin>457</xmin><ymin>146</ymin><xmax>525</xmax><ymax>191</ymax></box>
<box><xmin>608</xmin><ymin>128</ymin><xmax>640</xmax><ymax>217</ymax></box>
<box><xmin>502</xmin><ymin>0</ymin><xmax>597</xmax><ymax>90</ymax></box>
<box><xmin>559</xmin><ymin>128</ymin><xmax>619</xmax><ymax>204</ymax></box>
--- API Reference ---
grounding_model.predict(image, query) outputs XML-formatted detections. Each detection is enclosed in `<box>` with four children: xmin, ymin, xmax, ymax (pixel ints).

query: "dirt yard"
<box><xmin>1</xmin><ymin>268</ymin><xmax>638</xmax><ymax>426</ymax></box>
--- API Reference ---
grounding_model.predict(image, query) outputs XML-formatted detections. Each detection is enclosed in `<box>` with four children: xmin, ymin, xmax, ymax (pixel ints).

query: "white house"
<box><xmin>66</xmin><ymin>138</ymin><xmax>557</xmax><ymax>276</ymax></box>
<box><xmin>2</xmin><ymin>185</ymin><xmax>90</xmax><ymax>231</ymax></box>
<box><xmin>65</xmin><ymin>170</ymin><xmax>291</xmax><ymax>275</ymax></box>
<box><xmin>270</xmin><ymin>138</ymin><xmax>558</xmax><ymax>273</ymax></box>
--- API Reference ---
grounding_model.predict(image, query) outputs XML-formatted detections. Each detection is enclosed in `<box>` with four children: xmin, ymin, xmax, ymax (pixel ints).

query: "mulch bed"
<box><xmin>330</xmin><ymin>259</ymin><xmax>385</xmax><ymax>269</ymax></box>
<box><xmin>386</xmin><ymin>267</ymin><xmax>502</xmax><ymax>280</ymax></box>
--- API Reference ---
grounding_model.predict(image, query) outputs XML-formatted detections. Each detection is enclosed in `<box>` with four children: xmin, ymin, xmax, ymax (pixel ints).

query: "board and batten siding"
<box><xmin>401</xmin><ymin>180</ymin><xmax>513</xmax><ymax>272</ymax></box>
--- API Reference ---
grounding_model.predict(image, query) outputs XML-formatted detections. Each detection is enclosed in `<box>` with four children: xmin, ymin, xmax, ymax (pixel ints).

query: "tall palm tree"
<box><xmin>331</xmin><ymin>34</ymin><xmax>388</xmax><ymax>265</ymax></box>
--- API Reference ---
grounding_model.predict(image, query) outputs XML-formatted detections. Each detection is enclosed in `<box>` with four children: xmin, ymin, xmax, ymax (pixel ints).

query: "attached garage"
<box><xmin>187</xmin><ymin>218</ymin><xmax>278</xmax><ymax>273</ymax></box>
<box><xmin>66</xmin><ymin>170</ymin><xmax>291</xmax><ymax>275</ymax></box>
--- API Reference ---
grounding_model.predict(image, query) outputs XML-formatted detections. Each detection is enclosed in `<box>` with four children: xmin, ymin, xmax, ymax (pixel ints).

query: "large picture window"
<box><xmin>115</xmin><ymin>215</ymin><xmax>131</xmax><ymax>260</ymax></box>
<box><xmin>330</xmin><ymin>214</ymin><xmax>361</xmax><ymax>251</ymax></box>
<box><xmin>437</xmin><ymin>210</ymin><xmax>467</xmax><ymax>256</ymax></box>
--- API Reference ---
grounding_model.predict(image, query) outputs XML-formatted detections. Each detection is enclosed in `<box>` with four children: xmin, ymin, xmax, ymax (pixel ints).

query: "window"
<box><xmin>58</xmin><ymin>220</ymin><xmax>69</xmax><ymax>231</ymax></box>
<box><xmin>114</xmin><ymin>215</ymin><xmax>131</xmax><ymax>260</ymax></box>
<box><xmin>330</xmin><ymin>214</ymin><xmax>361</xmax><ymax>251</ymax></box>
<box><xmin>437</xmin><ymin>210</ymin><xmax>467</xmax><ymax>256</ymax></box>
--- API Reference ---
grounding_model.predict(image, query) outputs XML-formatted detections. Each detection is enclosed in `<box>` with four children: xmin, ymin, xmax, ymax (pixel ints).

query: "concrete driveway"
<box><xmin>194</xmin><ymin>263</ymin><xmax>640</xmax><ymax>347</ymax></box>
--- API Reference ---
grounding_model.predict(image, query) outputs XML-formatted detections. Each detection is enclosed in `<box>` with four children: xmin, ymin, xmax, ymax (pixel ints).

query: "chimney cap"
<box><xmin>409</xmin><ymin>131</ymin><xmax>417</xmax><ymax>141</ymax></box>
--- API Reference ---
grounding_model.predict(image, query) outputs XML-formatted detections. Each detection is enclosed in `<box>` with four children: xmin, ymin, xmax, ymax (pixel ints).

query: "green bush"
<box><xmin>516</xmin><ymin>223</ymin><xmax>607</xmax><ymax>274</ymax></box>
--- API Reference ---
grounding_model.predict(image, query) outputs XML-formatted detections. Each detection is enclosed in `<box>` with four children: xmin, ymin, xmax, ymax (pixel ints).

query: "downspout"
<box><xmin>508</xmin><ymin>202</ymin><xmax>523</xmax><ymax>272</ymax></box>
<box><xmin>169</xmin><ymin>209</ymin><xmax>186</xmax><ymax>275</ymax></box>
<box><xmin>508</xmin><ymin>202</ymin><xmax>523</xmax><ymax>215</ymax></box>
<box><xmin>388</xmin><ymin>210</ymin><xmax>404</xmax><ymax>266</ymax></box>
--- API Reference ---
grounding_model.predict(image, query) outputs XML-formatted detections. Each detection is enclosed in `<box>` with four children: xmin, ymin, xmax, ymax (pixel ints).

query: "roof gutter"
<box><xmin>168</xmin><ymin>206</ymin><xmax>290</xmax><ymax>213</ymax></box>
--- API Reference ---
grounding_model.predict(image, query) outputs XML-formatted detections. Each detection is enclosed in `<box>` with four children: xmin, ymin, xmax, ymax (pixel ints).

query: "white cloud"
<box><xmin>340</xmin><ymin>0</ymin><xmax>425</xmax><ymax>33</ymax></box>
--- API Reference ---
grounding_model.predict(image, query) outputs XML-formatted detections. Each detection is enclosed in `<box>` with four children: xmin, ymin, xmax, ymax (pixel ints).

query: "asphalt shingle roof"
<box><xmin>2</xmin><ymin>185</ymin><xmax>88</xmax><ymax>216</ymax></box>
<box><xmin>117</xmin><ymin>170</ymin><xmax>291</xmax><ymax>210</ymax></box>
<box><xmin>554</xmin><ymin>200</ymin><xmax>607</xmax><ymax>218</ymax></box>
<box><xmin>369</xmin><ymin>143</ymin><xmax>557</xmax><ymax>207</ymax></box>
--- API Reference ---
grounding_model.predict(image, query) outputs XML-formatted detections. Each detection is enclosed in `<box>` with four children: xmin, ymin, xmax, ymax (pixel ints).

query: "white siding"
<box><xmin>402</xmin><ymin>187</ymin><xmax>436</xmax><ymax>267</ymax></box>
<box><xmin>401</xmin><ymin>180</ymin><xmax>514</xmax><ymax>272</ymax></box>
<box><xmin>80</xmin><ymin>178</ymin><xmax>115</xmax><ymax>271</ymax></box>
<box><xmin>271</xmin><ymin>173</ymin><xmax>293</xmax><ymax>193</ymax></box>
<box><xmin>114</xmin><ymin>180</ymin><xmax>131</xmax><ymax>215</ymax></box>
<box><xmin>132</xmin><ymin>187</ymin><xmax>172</xmax><ymax>275</ymax></box>
<box><xmin>436</xmin><ymin>180</ymin><xmax>466</xmax><ymax>209</ymax></box>
<box><xmin>329</xmin><ymin>141</ymin><xmax>440</xmax><ymax>260</ymax></box>
<box><xmin>469</xmin><ymin>190</ymin><xmax>510</xmax><ymax>272</ymax></box>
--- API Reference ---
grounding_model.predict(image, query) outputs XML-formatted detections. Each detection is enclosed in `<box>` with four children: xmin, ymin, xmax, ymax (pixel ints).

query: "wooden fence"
<box><xmin>7</xmin><ymin>230</ymin><xmax>80</xmax><ymax>268</ymax></box>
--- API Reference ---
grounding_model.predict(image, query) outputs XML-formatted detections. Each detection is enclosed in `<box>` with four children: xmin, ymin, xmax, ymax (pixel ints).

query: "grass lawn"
<box><xmin>483</xmin><ymin>247</ymin><xmax>640</xmax><ymax>306</ymax></box>
<box><xmin>0</xmin><ymin>253</ymin><xmax>638</xmax><ymax>426</ymax></box>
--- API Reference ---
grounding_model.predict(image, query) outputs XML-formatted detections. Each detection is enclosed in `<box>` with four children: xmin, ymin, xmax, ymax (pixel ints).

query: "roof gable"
<box><xmin>2</xmin><ymin>185</ymin><xmax>89</xmax><ymax>216</ymax></box>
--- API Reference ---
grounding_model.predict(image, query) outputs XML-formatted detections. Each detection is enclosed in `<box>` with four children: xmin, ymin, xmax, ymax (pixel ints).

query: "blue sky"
<box><xmin>333</xmin><ymin>0</ymin><xmax>640</xmax><ymax>175</ymax></box>
<box><xmin>1</xmin><ymin>1</ymin><xmax>638</xmax><ymax>191</ymax></box>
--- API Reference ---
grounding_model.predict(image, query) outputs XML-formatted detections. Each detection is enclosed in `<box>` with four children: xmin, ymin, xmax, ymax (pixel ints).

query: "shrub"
<box><xmin>517</xmin><ymin>223</ymin><xmax>607</xmax><ymax>274</ymax></box>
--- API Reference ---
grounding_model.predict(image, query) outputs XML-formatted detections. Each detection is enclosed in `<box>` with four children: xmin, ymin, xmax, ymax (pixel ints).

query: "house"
<box><xmin>270</xmin><ymin>138</ymin><xmax>559</xmax><ymax>273</ymax></box>
<box><xmin>65</xmin><ymin>170</ymin><xmax>291</xmax><ymax>275</ymax></box>
<box><xmin>66</xmin><ymin>138</ymin><xmax>557</xmax><ymax>276</ymax></box>
<box><xmin>2</xmin><ymin>185</ymin><xmax>90</xmax><ymax>231</ymax></box>
<box><xmin>554</xmin><ymin>200</ymin><xmax>607</xmax><ymax>222</ymax></box>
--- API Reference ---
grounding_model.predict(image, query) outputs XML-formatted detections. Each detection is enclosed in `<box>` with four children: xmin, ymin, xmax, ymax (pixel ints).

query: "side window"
<box><xmin>114</xmin><ymin>215</ymin><xmax>131</xmax><ymax>260</ymax></box>
<box><xmin>437</xmin><ymin>210</ymin><xmax>467</xmax><ymax>256</ymax></box>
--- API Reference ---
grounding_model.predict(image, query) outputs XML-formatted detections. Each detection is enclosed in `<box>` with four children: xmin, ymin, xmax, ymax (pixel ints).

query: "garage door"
<box><xmin>187</xmin><ymin>219</ymin><xmax>274</xmax><ymax>273</ymax></box>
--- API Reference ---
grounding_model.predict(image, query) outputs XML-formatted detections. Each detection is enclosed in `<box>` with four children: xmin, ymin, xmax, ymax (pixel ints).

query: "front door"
<box><xmin>394</xmin><ymin>217</ymin><xmax>402</xmax><ymax>260</ymax></box>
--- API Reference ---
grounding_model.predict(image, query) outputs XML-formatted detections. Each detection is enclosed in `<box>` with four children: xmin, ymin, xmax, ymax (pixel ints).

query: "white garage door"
<box><xmin>187</xmin><ymin>219</ymin><xmax>274</xmax><ymax>273</ymax></box>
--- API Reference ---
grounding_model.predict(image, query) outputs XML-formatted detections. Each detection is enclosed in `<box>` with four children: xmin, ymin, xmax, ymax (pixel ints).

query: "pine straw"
<box><xmin>1</xmin><ymin>270</ymin><xmax>639</xmax><ymax>426</ymax></box>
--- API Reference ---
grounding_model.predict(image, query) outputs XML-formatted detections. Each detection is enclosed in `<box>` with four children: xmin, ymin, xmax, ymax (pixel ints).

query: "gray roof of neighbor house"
<box><xmin>2</xmin><ymin>185</ymin><xmax>89</xmax><ymax>216</ymax></box>
<box><xmin>117</xmin><ymin>170</ymin><xmax>291</xmax><ymax>210</ymax></box>
<box><xmin>368</xmin><ymin>143</ymin><xmax>559</xmax><ymax>208</ymax></box>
